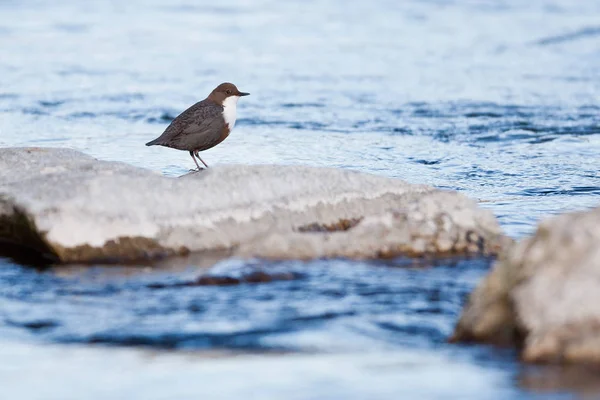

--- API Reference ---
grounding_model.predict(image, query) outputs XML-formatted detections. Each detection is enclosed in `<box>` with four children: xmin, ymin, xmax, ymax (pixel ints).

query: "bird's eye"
<box><xmin>226</xmin><ymin>90</ymin><xmax>231</xmax><ymax>95</ymax></box>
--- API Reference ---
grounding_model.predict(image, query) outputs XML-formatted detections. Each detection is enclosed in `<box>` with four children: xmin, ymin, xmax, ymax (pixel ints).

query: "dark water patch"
<box><xmin>66</xmin><ymin>109</ymin><xmax>169</xmax><ymax>123</ymax></box>
<box><xmin>578</xmin><ymin>105</ymin><xmax>600</xmax><ymax>111</ymax></box>
<box><xmin>411</xmin><ymin>107</ymin><xmax>447</xmax><ymax>118</ymax></box>
<box><xmin>5</xmin><ymin>318</ymin><xmax>60</xmax><ymax>332</ymax></box>
<box><xmin>517</xmin><ymin>186</ymin><xmax>600</xmax><ymax>197</ymax></box>
<box><xmin>0</xmin><ymin>93</ymin><xmax>19</xmax><ymax>100</ymax></box>
<box><xmin>474</xmin><ymin>125</ymin><xmax>599</xmax><ymax>143</ymax></box>
<box><xmin>411</xmin><ymin>158</ymin><xmax>444</xmax><ymax>165</ymax></box>
<box><xmin>236</xmin><ymin>118</ymin><xmax>290</xmax><ymax>127</ymax></box>
<box><xmin>582</xmin><ymin>172</ymin><xmax>600</xmax><ymax>179</ymax></box>
<box><xmin>505</xmin><ymin>121</ymin><xmax>540</xmax><ymax>131</ymax></box>
<box><xmin>464</xmin><ymin>168</ymin><xmax>511</xmax><ymax>179</ymax></box>
<box><xmin>376</xmin><ymin>321</ymin><xmax>446</xmax><ymax>343</ymax></box>
<box><xmin>55</xmin><ymin>284</ymin><xmax>123</xmax><ymax>297</ymax></box>
<box><xmin>374</xmin><ymin>125</ymin><xmax>413</xmax><ymax>135</ymax></box>
<box><xmin>119</xmin><ymin>111</ymin><xmax>149</xmax><ymax>122</ymax></box>
<box><xmin>21</xmin><ymin>107</ymin><xmax>49</xmax><ymax>116</ymax></box>
<box><xmin>432</xmin><ymin>128</ymin><xmax>456</xmax><ymax>143</ymax></box>
<box><xmin>464</xmin><ymin>111</ymin><xmax>504</xmax><ymax>118</ymax></box>
<box><xmin>457</xmin><ymin>115</ymin><xmax>598</xmax><ymax>144</ymax></box>
<box><xmin>289</xmin><ymin>121</ymin><xmax>328</xmax><ymax>130</ymax></box>
<box><xmin>404</xmin><ymin>101</ymin><xmax>428</xmax><ymax>108</ymax></box>
<box><xmin>570</xmin><ymin>113</ymin><xmax>596</xmax><ymax>119</ymax></box>
<box><xmin>412</xmin><ymin>305</ymin><xmax>446</xmax><ymax>314</ymax></box>
<box><xmin>388</xmin><ymin>126</ymin><xmax>413</xmax><ymax>135</ymax></box>
<box><xmin>373</xmin><ymin>255</ymin><xmax>496</xmax><ymax>271</ymax></box>
<box><xmin>68</xmin><ymin>111</ymin><xmax>97</xmax><ymax>119</ymax></box>
<box><xmin>353</xmin><ymin>118</ymin><xmax>385</xmax><ymax>129</ymax></box>
<box><xmin>528</xmin><ymin>136</ymin><xmax>558</xmax><ymax>145</ymax></box>
<box><xmin>385</xmin><ymin>102</ymin><xmax>597</xmax><ymax>145</ymax></box>
<box><xmin>38</xmin><ymin>100</ymin><xmax>65</xmax><ymax>108</ymax></box>
<box><xmin>74</xmin><ymin>327</ymin><xmax>295</xmax><ymax>350</ymax></box>
<box><xmin>547</xmin><ymin>125</ymin><xmax>600</xmax><ymax>136</ymax></box>
<box><xmin>289</xmin><ymin>310</ymin><xmax>357</xmax><ymax>322</ymax></box>
<box><xmin>534</xmin><ymin>26</ymin><xmax>600</xmax><ymax>46</ymax></box>
<box><xmin>146</xmin><ymin>111</ymin><xmax>176</xmax><ymax>123</ymax></box>
<box><xmin>281</xmin><ymin>102</ymin><xmax>325</xmax><ymax>108</ymax></box>
<box><xmin>467</xmin><ymin>124</ymin><xmax>489</xmax><ymax>134</ymax></box>
<box><xmin>400</xmin><ymin>102</ymin><xmax>542</xmax><ymax>121</ymax></box>
<box><xmin>237</xmin><ymin>118</ymin><xmax>332</xmax><ymax>131</ymax></box>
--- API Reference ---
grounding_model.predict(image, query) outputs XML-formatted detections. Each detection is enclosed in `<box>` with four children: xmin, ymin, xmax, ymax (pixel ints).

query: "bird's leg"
<box><xmin>189</xmin><ymin>151</ymin><xmax>202</xmax><ymax>171</ymax></box>
<box><xmin>194</xmin><ymin>151</ymin><xmax>209</xmax><ymax>168</ymax></box>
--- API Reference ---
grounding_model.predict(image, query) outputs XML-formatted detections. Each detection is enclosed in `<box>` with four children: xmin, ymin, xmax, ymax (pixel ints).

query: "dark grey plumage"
<box><xmin>146</xmin><ymin>100</ymin><xmax>225</xmax><ymax>152</ymax></box>
<box><xmin>146</xmin><ymin>82</ymin><xmax>249</xmax><ymax>170</ymax></box>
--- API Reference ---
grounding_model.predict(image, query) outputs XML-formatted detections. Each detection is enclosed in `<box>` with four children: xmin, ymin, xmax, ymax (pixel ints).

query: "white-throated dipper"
<box><xmin>146</xmin><ymin>82</ymin><xmax>249</xmax><ymax>170</ymax></box>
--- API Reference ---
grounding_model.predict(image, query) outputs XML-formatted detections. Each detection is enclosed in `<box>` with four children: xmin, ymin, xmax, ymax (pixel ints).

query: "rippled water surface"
<box><xmin>1</xmin><ymin>0</ymin><xmax>599</xmax><ymax>398</ymax></box>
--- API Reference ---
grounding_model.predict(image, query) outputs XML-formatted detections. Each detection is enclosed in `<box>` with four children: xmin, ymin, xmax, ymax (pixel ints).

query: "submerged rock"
<box><xmin>0</xmin><ymin>147</ymin><xmax>506</xmax><ymax>263</ymax></box>
<box><xmin>147</xmin><ymin>270</ymin><xmax>302</xmax><ymax>288</ymax></box>
<box><xmin>451</xmin><ymin>206</ymin><xmax>600</xmax><ymax>364</ymax></box>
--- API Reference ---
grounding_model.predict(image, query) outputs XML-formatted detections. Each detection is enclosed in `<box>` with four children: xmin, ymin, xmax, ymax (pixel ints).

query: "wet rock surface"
<box><xmin>0</xmin><ymin>147</ymin><xmax>506</xmax><ymax>264</ymax></box>
<box><xmin>452</xmin><ymin>206</ymin><xmax>600</xmax><ymax>364</ymax></box>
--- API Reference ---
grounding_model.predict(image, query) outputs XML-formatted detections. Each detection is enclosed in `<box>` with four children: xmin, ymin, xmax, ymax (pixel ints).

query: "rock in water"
<box><xmin>451</xmin><ymin>206</ymin><xmax>600</xmax><ymax>364</ymax></box>
<box><xmin>0</xmin><ymin>147</ymin><xmax>507</xmax><ymax>263</ymax></box>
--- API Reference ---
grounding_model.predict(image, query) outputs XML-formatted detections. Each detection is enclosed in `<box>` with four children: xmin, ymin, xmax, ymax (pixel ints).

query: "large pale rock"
<box><xmin>451</xmin><ymin>207</ymin><xmax>600</xmax><ymax>364</ymax></box>
<box><xmin>0</xmin><ymin>147</ymin><xmax>505</xmax><ymax>263</ymax></box>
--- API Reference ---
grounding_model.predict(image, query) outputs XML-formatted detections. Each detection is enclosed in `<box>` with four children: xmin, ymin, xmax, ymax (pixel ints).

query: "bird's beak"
<box><xmin>238</xmin><ymin>92</ymin><xmax>250</xmax><ymax>96</ymax></box>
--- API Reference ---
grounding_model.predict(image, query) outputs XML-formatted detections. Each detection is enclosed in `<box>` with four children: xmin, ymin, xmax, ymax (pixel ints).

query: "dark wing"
<box><xmin>146</xmin><ymin>100</ymin><xmax>224</xmax><ymax>150</ymax></box>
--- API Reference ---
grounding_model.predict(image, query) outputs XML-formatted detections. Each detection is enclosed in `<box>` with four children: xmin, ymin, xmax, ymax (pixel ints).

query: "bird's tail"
<box><xmin>146</xmin><ymin>138</ymin><xmax>160</xmax><ymax>146</ymax></box>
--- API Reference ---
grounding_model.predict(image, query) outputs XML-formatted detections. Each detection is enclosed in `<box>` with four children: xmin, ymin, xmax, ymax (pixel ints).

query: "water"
<box><xmin>0</xmin><ymin>0</ymin><xmax>599</xmax><ymax>398</ymax></box>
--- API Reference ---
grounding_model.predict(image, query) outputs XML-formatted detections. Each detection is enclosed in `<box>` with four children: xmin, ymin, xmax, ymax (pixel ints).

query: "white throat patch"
<box><xmin>222</xmin><ymin>96</ymin><xmax>239</xmax><ymax>129</ymax></box>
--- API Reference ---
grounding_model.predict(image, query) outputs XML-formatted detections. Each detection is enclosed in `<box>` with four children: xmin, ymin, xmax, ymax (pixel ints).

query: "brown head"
<box><xmin>207</xmin><ymin>82</ymin><xmax>250</xmax><ymax>104</ymax></box>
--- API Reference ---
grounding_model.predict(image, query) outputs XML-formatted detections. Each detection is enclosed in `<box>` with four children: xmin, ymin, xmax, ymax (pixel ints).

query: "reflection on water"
<box><xmin>1</xmin><ymin>0</ymin><xmax>600</xmax><ymax>398</ymax></box>
<box><xmin>520</xmin><ymin>364</ymin><xmax>600</xmax><ymax>396</ymax></box>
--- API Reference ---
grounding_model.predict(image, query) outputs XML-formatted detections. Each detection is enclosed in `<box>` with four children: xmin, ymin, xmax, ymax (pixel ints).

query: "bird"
<box><xmin>146</xmin><ymin>82</ymin><xmax>249</xmax><ymax>170</ymax></box>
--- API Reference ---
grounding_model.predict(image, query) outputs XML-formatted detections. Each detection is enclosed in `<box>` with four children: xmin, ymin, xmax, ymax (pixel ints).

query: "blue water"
<box><xmin>1</xmin><ymin>0</ymin><xmax>599</xmax><ymax>398</ymax></box>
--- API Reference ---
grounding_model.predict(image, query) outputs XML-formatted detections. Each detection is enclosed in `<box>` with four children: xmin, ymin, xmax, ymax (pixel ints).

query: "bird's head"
<box><xmin>208</xmin><ymin>82</ymin><xmax>249</xmax><ymax>104</ymax></box>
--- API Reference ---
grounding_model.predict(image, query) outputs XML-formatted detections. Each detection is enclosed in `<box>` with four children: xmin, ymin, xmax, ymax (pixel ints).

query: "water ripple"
<box><xmin>0</xmin><ymin>258</ymin><xmax>490</xmax><ymax>351</ymax></box>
